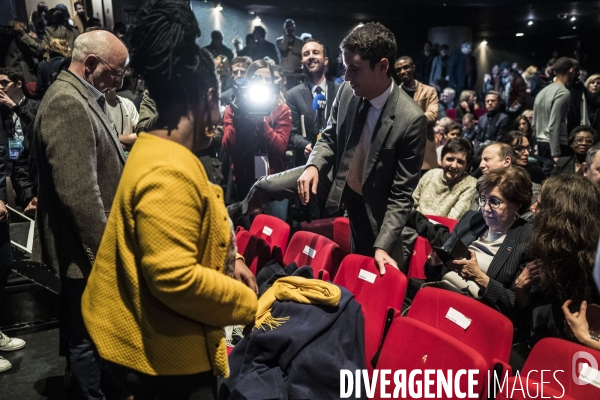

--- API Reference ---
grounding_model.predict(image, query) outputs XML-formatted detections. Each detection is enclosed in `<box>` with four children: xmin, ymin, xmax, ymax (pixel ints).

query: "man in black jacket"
<box><xmin>474</xmin><ymin>91</ymin><xmax>511</xmax><ymax>151</ymax></box>
<box><xmin>0</xmin><ymin>68</ymin><xmax>39</xmax><ymax>211</ymax></box>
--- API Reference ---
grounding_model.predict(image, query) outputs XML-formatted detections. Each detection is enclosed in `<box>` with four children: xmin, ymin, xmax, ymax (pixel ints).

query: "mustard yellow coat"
<box><xmin>82</xmin><ymin>133</ymin><xmax>257</xmax><ymax>377</ymax></box>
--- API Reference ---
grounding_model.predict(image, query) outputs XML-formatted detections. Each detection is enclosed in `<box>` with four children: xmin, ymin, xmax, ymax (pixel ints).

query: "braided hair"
<box><xmin>130</xmin><ymin>0</ymin><xmax>217</xmax><ymax>130</ymax></box>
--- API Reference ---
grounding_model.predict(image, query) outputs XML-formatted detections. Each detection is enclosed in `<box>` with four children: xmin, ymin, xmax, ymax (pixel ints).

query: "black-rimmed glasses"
<box><xmin>477</xmin><ymin>196</ymin><xmax>505</xmax><ymax>210</ymax></box>
<box><xmin>96</xmin><ymin>56</ymin><xmax>125</xmax><ymax>80</ymax></box>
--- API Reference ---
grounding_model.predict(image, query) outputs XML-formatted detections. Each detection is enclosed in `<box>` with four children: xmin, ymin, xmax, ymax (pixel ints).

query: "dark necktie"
<box><xmin>325</xmin><ymin>99</ymin><xmax>372</xmax><ymax>214</ymax></box>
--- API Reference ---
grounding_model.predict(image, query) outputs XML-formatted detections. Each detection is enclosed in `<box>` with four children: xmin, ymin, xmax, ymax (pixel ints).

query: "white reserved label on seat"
<box><xmin>358</xmin><ymin>269</ymin><xmax>376</xmax><ymax>284</ymax></box>
<box><xmin>262</xmin><ymin>226</ymin><xmax>273</xmax><ymax>236</ymax></box>
<box><xmin>580</xmin><ymin>363</ymin><xmax>600</xmax><ymax>389</ymax></box>
<box><xmin>428</xmin><ymin>219</ymin><xmax>441</xmax><ymax>225</ymax></box>
<box><xmin>445</xmin><ymin>307</ymin><xmax>472</xmax><ymax>330</ymax></box>
<box><xmin>303</xmin><ymin>246</ymin><xmax>316</xmax><ymax>258</ymax></box>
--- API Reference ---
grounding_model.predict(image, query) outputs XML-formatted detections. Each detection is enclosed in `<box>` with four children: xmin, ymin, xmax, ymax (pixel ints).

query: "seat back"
<box><xmin>425</xmin><ymin>214</ymin><xmax>459</xmax><ymax>232</ymax></box>
<box><xmin>235</xmin><ymin>229</ymin><xmax>272</xmax><ymax>276</ymax></box>
<box><xmin>408</xmin><ymin>287</ymin><xmax>513</xmax><ymax>369</ymax></box>
<box><xmin>283</xmin><ymin>231</ymin><xmax>342</xmax><ymax>279</ymax></box>
<box><xmin>407</xmin><ymin>236</ymin><xmax>432</xmax><ymax>280</ymax></box>
<box><xmin>519</xmin><ymin>338</ymin><xmax>600</xmax><ymax>400</ymax></box>
<box><xmin>299</xmin><ymin>217</ymin><xmax>336</xmax><ymax>241</ymax></box>
<box><xmin>474</xmin><ymin>108</ymin><xmax>486</xmax><ymax>119</ymax></box>
<box><xmin>333</xmin><ymin>217</ymin><xmax>351</xmax><ymax>256</ymax></box>
<box><xmin>249</xmin><ymin>214</ymin><xmax>290</xmax><ymax>255</ymax></box>
<box><xmin>375</xmin><ymin>316</ymin><xmax>488</xmax><ymax>400</ymax></box>
<box><xmin>446</xmin><ymin>108</ymin><xmax>457</xmax><ymax>121</ymax></box>
<box><xmin>333</xmin><ymin>254</ymin><xmax>407</xmax><ymax>370</ymax></box>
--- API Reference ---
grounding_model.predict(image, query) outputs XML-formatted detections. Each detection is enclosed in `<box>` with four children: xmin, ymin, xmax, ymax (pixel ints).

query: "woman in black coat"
<box><xmin>36</xmin><ymin>37</ymin><xmax>70</xmax><ymax>97</ymax></box>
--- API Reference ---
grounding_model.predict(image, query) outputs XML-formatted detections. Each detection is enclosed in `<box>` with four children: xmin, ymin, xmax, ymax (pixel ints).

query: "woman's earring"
<box><xmin>205</xmin><ymin>126</ymin><xmax>215</xmax><ymax>138</ymax></box>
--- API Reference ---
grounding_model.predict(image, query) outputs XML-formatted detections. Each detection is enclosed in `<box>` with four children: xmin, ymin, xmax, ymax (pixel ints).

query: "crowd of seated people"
<box><xmin>0</xmin><ymin>3</ymin><xmax>599</xmax><ymax>400</ymax></box>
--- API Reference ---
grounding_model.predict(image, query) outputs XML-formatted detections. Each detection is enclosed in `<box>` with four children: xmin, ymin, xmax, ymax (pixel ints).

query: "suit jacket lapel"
<box><xmin>301</xmin><ymin>82</ymin><xmax>315</xmax><ymax>126</ymax></box>
<box><xmin>343</xmin><ymin>96</ymin><xmax>361</xmax><ymax>149</ymax></box>
<box><xmin>486</xmin><ymin>221</ymin><xmax>522</xmax><ymax>280</ymax></box>
<box><xmin>326</xmin><ymin>80</ymin><xmax>336</xmax><ymax>118</ymax></box>
<box><xmin>362</xmin><ymin>86</ymin><xmax>397</xmax><ymax>184</ymax></box>
<box><xmin>414</xmin><ymin>81</ymin><xmax>424</xmax><ymax>101</ymax></box>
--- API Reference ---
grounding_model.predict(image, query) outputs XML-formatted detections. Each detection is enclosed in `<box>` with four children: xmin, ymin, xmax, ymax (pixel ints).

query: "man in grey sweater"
<box><xmin>533</xmin><ymin>57</ymin><xmax>576</xmax><ymax>162</ymax></box>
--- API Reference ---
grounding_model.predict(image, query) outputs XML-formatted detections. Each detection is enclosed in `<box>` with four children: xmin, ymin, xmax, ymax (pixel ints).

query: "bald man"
<box><xmin>32</xmin><ymin>30</ymin><xmax>129</xmax><ymax>397</ymax></box>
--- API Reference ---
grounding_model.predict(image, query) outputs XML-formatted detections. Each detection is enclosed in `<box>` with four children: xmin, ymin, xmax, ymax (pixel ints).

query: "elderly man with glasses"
<box><xmin>32</xmin><ymin>30</ymin><xmax>128</xmax><ymax>397</ymax></box>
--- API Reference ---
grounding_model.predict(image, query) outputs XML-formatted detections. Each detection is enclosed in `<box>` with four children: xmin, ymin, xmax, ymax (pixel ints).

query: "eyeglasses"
<box><xmin>477</xmin><ymin>196</ymin><xmax>505</xmax><ymax>210</ymax></box>
<box><xmin>513</xmin><ymin>145</ymin><xmax>532</xmax><ymax>153</ymax></box>
<box><xmin>574</xmin><ymin>137</ymin><xmax>595</xmax><ymax>145</ymax></box>
<box><xmin>96</xmin><ymin>56</ymin><xmax>125</xmax><ymax>80</ymax></box>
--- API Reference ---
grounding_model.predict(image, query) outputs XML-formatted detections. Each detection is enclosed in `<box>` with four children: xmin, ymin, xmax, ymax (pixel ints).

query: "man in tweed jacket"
<box><xmin>32</xmin><ymin>30</ymin><xmax>128</xmax><ymax>397</ymax></box>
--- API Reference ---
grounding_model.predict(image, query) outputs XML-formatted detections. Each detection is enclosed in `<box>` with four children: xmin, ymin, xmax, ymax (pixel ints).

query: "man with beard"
<box><xmin>395</xmin><ymin>56</ymin><xmax>438</xmax><ymax>173</ymax></box>
<box><xmin>285</xmin><ymin>39</ymin><xmax>339</xmax><ymax>220</ymax></box>
<box><xmin>72</xmin><ymin>2</ymin><xmax>88</xmax><ymax>34</ymax></box>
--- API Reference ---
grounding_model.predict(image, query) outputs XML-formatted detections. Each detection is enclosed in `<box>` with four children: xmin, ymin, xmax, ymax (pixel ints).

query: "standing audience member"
<box><xmin>499</xmin><ymin>131</ymin><xmax>546</xmax><ymax>184</ymax></box>
<box><xmin>31</xmin><ymin>2</ymin><xmax>49</xmax><ymax>39</ymax></box>
<box><xmin>276</xmin><ymin>19</ymin><xmax>303</xmax><ymax>75</ymax></box>
<box><xmin>448</xmin><ymin>41</ymin><xmax>477</xmax><ymax>96</ymax></box>
<box><xmin>72</xmin><ymin>2</ymin><xmax>88</xmax><ymax>33</ymax></box>
<box><xmin>286</xmin><ymin>40</ymin><xmax>339</xmax><ymax>220</ymax></box>
<box><xmin>0</xmin><ymin>69</ymin><xmax>28</xmax><ymax>373</ymax></box>
<box><xmin>585</xmin><ymin>74</ymin><xmax>600</xmax><ymax>134</ymax></box>
<box><xmin>36</xmin><ymin>37</ymin><xmax>70</xmax><ymax>97</ymax></box>
<box><xmin>204</xmin><ymin>30</ymin><xmax>234</xmax><ymax>61</ymax></box>
<box><xmin>413</xmin><ymin>138</ymin><xmax>476</xmax><ymax>220</ymax></box>
<box><xmin>395</xmin><ymin>56</ymin><xmax>438</xmax><ymax>173</ymax></box>
<box><xmin>81</xmin><ymin>2</ymin><xmax>258</xmax><ymax>398</ymax></box>
<box><xmin>474</xmin><ymin>91</ymin><xmax>510</xmax><ymax>150</ymax></box>
<box><xmin>533</xmin><ymin>57</ymin><xmax>575</xmax><ymax>161</ymax></box>
<box><xmin>483</xmin><ymin>64</ymin><xmax>501</xmax><ymax>93</ymax></box>
<box><xmin>16</xmin><ymin>6</ymin><xmax>80</xmax><ymax>54</ymax></box>
<box><xmin>429</xmin><ymin>44</ymin><xmax>449</xmax><ymax>90</ymax></box>
<box><xmin>223</xmin><ymin>60</ymin><xmax>291</xmax><ymax>222</ymax></box>
<box><xmin>498</xmin><ymin>61</ymin><xmax>527</xmax><ymax>118</ymax></box>
<box><xmin>104</xmin><ymin>87</ymin><xmax>139</xmax><ymax>150</ymax></box>
<box><xmin>582</xmin><ymin>142</ymin><xmax>600</xmax><ymax>190</ymax></box>
<box><xmin>237</xmin><ymin>34</ymin><xmax>255</xmax><ymax>59</ymax></box>
<box><xmin>249</xmin><ymin>26</ymin><xmax>279</xmax><ymax>65</ymax></box>
<box><xmin>414</xmin><ymin>41</ymin><xmax>434</xmax><ymax>85</ymax></box>
<box><xmin>32</xmin><ymin>30</ymin><xmax>129</xmax><ymax>397</ymax></box>
<box><xmin>552</xmin><ymin>125</ymin><xmax>597</xmax><ymax>176</ymax></box>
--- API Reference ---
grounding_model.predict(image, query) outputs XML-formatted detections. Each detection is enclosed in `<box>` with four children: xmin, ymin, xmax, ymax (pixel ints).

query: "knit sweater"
<box><xmin>412</xmin><ymin>168</ymin><xmax>477</xmax><ymax>220</ymax></box>
<box><xmin>82</xmin><ymin>133</ymin><xmax>257</xmax><ymax>377</ymax></box>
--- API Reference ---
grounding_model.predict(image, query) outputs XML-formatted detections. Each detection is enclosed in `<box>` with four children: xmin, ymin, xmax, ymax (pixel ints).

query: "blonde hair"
<box><xmin>44</xmin><ymin>37</ymin><xmax>71</xmax><ymax>59</ymax></box>
<box><xmin>522</xmin><ymin>65</ymin><xmax>538</xmax><ymax>80</ymax></box>
<box><xmin>459</xmin><ymin>90</ymin><xmax>475</xmax><ymax>103</ymax></box>
<box><xmin>585</xmin><ymin>74</ymin><xmax>600</xmax><ymax>89</ymax></box>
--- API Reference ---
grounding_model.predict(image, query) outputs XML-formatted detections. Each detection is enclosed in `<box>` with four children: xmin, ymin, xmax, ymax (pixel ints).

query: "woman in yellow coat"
<box><xmin>81</xmin><ymin>1</ymin><xmax>258</xmax><ymax>398</ymax></box>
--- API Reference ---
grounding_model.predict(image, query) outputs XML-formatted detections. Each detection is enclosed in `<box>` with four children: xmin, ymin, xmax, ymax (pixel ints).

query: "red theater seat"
<box><xmin>446</xmin><ymin>108</ymin><xmax>457</xmax><ymax>121</ymax></box>
<box><xmin>408</xmin><ymin>287</ymin><xmax>513</xmax><ymax>377</ymax></box>
<box><xmin>425</xmin><ymin>214</ymin><xmax>458</xmax><ymax>231</ymax></box>
<box><xmin>333</xmin><ymin>217</ymin><xmax>351</xmax><ymax>256</ymax></box>
<box><xmin>249</xmin><ymin>214</ymin><xmax>290</xmax><ymax>255</ymax></box>
<box><xmin>334</xmin><ymin>254</ymin><xmax>407</xmax><ymax>371</ymax></box>
<box><xmin>299</xmin><ymin>217</ymin><xmax>336</xmax><ymax>241</ymax></box>
<box><xmin>235</xmin><ymin>229</ymin><xmax>272</xmax><ymax>276</ymax></box>
<box><xmin>495</xmin><ymin>338</ymin><xmax>600</xmax><ymax>400</ymax></box>
<box><xmin>407</xmin><ymin>215</ymin><xmax>458</xmax><ymax>279</ymax></box>
<box><xmin>374</xmin><ymin>316</ymin><xmax>488</xmax><ymax>400</ymax></box>
<box><xmin>283</xmin><ymin>231</ymin><xmax>342</xmax><ymax>280</ymax></box>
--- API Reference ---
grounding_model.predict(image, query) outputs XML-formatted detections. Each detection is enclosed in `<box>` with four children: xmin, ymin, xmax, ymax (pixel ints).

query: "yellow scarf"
<box><xmin>255</xmin><ymin>276</ymin><xmax>342</xmax><ymax>331</ymax></box>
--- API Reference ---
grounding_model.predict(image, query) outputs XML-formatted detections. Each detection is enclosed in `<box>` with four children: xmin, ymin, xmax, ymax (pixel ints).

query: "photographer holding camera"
<box><xmin>223</xmin><ymin>60</ymin><xmax>291</xmax><ymax>223</ymax></box>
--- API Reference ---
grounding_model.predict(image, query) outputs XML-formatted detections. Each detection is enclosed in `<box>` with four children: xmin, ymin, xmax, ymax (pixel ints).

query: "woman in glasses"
<box><xmin>552</xmin><ymin>125</ymin><xmax>598</xmax><ymax>176</ymax></box>
<box><xmin>499</xmin><ymin>131</ymin><xmax>546</xmax><ymax>184</ymax></box>
<box><xmin>424</xmin><ymin>166</ymin><xmax>533</xmax><ymax>317</ymax></box>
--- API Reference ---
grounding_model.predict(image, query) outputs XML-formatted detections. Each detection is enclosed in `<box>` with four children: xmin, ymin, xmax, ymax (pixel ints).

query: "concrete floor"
<box><xmin>0</xmin><ymin>328</ymin><xmax>67</xmax><ymax>400</ymax></box>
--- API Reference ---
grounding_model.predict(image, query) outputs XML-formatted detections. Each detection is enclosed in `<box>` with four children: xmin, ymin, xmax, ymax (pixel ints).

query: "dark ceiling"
<box><xmin>221</xmin><ymin>0</ymin><xmax>600</xmax><ymax>39</ymax></box>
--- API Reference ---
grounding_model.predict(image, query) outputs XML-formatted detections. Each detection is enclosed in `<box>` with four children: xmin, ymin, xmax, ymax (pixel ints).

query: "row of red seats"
<box><xmin>445</xmin><ymin>107</ymin><xmax>486</xmax><ymax>121</ymax></box>
<box><xmin>335</xmin><ymin>254</ymin><xmax>600</xmax><ymax>400</ymax></box>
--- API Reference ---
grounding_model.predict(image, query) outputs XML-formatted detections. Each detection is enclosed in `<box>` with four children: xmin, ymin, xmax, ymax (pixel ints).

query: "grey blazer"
<box><xmin>33</xmin><ymin>71</ymin><xmax>125</xmax><ymax>278</ymax></box>
<box><xmin>307</xmin><ymin>81</ymin><xmax>427</xmax><ymax>254</ymax></box>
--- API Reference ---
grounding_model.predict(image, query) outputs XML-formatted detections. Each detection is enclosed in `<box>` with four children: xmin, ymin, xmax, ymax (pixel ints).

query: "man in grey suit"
<box><xmin>33</xmin><ymin>30</ymin><xmax>128</xmax><ymax>398</ymax></box>
<box><xmin>230</xmin><ymin>23</ymin><xmax>427</xmax><ymax>274</ymax></box>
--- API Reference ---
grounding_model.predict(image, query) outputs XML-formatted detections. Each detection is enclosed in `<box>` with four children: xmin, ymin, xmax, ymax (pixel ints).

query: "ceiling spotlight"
<box><xmin>516</xmin><ymin>33</ymin><xmax>524</xmax><ymax>37</ymax></box>
<box><xmin>480</xmin><ymin>40</ymin><xmax>488</xmax><ymax>46</ymax></box>
<box><xmin>528</xmin><ymin>20</ymin><xmax>533</xmax><ymax>26</ymax></box>
<box><xmin>254</xmin><ymin>15</ymin><xmax>261</xmax><ymax>22</ymax></box>
<box><xmin>571</xmin><ymin>16</ymin><xmax>577</xmax><ymax>21</ymax></box>
<box><xmin>573</xmin><ymin>26</ymin><xmax>577</xmax><ymax>29</ymax></box>
<box><xmin>558</xmin><ymin>13</ymin><xmax>568</xmax><ymax>20</ymax></box>
<box><xmin>215</xmin><ymin>2</ymin><xmax>223</xmax><ymax>11</ymax></box>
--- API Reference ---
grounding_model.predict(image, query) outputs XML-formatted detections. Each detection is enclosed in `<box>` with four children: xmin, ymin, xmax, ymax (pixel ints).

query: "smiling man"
<box><xmin>229</xmin><ymin>23</ymin><xmax>427</xmax><ymax>274</ymax></box>
<box><xmin>32</xmin><ymin>30</ymin><xmax>128</xmax><ymax>397</ymax></box>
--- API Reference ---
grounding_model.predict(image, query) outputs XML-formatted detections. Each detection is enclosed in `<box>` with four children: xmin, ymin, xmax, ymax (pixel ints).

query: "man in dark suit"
<box><xmin>33</xmin><ymin>30</ymin><xmax>128</xmax><ymax>397</ymax></box>
<box><xmin>474</xmin><ymin>91</ymin><xmax>511</xmax><ymax>150</ymax></box>
<box><xmin>249</xmin><ymin>26</ymin><xmax>280</xmax><ymax>65</ymax></box>
<box><xmin>448</xmin><ymin>41</ymin><xmax>477</xmax><ymax>96</ymax></box>
<box><xmin>286</xmin><ymin>40</ymin><xmax>339</xmax><ymax>220</ymax></box>
<box><xmin>229</xmin><ymin>23</ymin><xmax>427</xmax><ymax>274</ymax></box>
